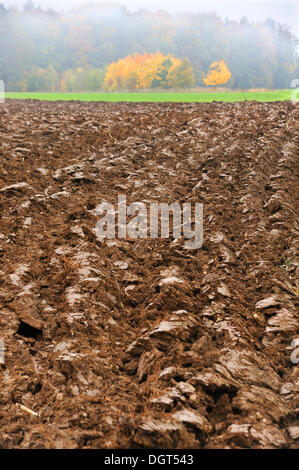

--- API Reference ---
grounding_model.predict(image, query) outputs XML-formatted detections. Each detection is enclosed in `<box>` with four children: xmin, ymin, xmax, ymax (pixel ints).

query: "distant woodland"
<box><xmin>0</xmin><ymin>1</ymin><xmax>298</xmax><ymax>91</ymax></box>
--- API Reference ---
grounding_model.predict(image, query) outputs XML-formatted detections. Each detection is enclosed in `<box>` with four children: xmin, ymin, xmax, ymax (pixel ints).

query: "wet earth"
<box><xmin>0</xmin><ymin>99</ymin><xmax>298</xmax><ymax>449</ymax></box>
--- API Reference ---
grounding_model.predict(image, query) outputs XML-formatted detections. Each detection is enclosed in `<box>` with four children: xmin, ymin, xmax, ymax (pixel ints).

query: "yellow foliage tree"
<box><xmin>103</xmin><ymin>52</ymin><xmax>194</xmax><ymax>90</ymax></box>
<box><xmin>203</xmin><ymin>60</ymin><xmax>232</xmax><ymax>86</ymax></box>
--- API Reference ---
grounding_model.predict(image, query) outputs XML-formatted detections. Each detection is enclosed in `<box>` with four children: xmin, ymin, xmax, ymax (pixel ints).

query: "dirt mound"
<box><xmin>0</xmin><ymin>100</ymin><xmax>298</xmax><ymax>449</ymax></box>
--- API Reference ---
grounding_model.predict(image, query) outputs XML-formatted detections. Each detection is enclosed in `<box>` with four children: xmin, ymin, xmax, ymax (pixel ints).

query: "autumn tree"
<box><xmin>203</xmin><ymin>60</ymin><xmax>232</xmax><ymax>86</ymax></box>
<box><xmin>103</xmin><ymin>52</ymin><xmax>194</xmax><ymax>90</ymax></box>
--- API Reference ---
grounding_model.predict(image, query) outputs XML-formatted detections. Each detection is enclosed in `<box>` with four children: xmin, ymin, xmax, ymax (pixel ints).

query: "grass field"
<box><xmin>4</xmin><ymin>89</ymin><xmax>294</xmax><ymax>103</ymax></box>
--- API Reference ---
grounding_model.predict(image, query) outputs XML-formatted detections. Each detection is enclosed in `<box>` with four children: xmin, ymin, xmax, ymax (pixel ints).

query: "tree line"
<box><xmin>0</xmin><ymin>1</ymin><xmax>298</xmax><ymax>91</ymax></box>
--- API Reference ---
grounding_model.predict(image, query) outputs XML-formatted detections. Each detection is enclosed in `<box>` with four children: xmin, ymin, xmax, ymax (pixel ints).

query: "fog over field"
<box><xmin>2</xmin><ymin>0</ymin><xmax>299</xmax><ymax>36</ymax></box>
<box><xmin>1</xmin><ymin>0</ymin><xmax>298</xmax><ymax>92</ymax></box>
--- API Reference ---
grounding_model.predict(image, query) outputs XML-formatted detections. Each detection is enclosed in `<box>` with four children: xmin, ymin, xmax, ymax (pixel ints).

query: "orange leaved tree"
<box><xmin>103</xmin><ymin>52</ymin><xmax>194</xmax><ymax>90</ymax></box>
<box><xmin>203</xmin><ymin>60</ymin><xmax>232</xmax><ymax>86</ymax></box>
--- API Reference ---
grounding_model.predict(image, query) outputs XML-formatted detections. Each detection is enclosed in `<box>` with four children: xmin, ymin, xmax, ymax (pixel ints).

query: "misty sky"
<box><xmin>2</xmin><ymin>0</ymin><xmax>299</xmax><ymax>36</ymax></box>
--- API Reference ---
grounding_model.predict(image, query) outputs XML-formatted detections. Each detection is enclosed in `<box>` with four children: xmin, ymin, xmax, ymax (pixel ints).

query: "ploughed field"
<box><xmin>0</xmin><ymin>100</ymin><xmax>298</xmax><ymax>449</ymax></box>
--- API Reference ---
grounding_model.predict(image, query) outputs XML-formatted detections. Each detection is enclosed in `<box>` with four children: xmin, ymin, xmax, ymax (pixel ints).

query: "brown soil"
<box><xmin>0</xmin><ymin>99</ymin><xmax>298</xmax><ymax>449</ymax></box>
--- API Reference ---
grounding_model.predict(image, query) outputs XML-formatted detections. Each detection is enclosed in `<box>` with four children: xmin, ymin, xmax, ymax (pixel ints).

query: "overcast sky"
<box><xmin>2</xmin><ymin>0</ymin><xmax>299</xmax><ymax>36</ymax></box>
